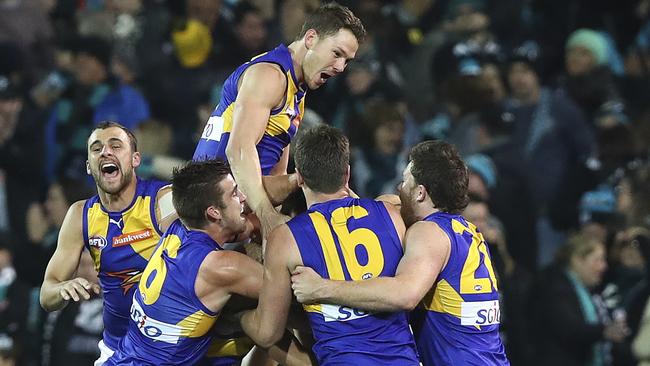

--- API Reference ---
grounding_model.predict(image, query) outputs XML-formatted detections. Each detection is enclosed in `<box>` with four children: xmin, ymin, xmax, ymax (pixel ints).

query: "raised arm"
<box><xmin>40</xmin><ymin>201</ymin><xmax>101</xmax><ymax>312</ymax></box>
<box><xmin>240</xmin><ymin>224</ymin><xmax>296</xmax><ymax>348</ymax></box>
<box><xmin>261</xmin><ymin>172</ymin><xmax>299</xmax><ymax>206</ymax></box>
<box><xmin>291</xmin><ymin>220</ymin><xmax>450</xmax><ymax>312</ymax></box>
<box><xmin>225</xmin><ymin>63</ymin><xmax>289</xmax><ymax>236</ymax></box>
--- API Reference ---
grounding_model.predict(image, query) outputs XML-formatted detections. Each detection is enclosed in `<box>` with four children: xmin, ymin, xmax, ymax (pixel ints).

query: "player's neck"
<box><xmin>98</xmin><ymin>179</ymin><xmax>138</xmax><ymax>212</ymax></box>
<box><xmin>192</xmin><ymin>224</ymin><xmax>238</xmax><ymax>247</ymax></box>
<box><xmin>415</xmin><ymin>204</ymin><xmax>439</xmax><ymax>221</ymax></box>
<box><xmin>304</xmin><ymin>187</ymin><xmax>349</xmax><ymax>208</ymax></box>
<box><xmin>287</xmin><ymin>41</ymin><xmax>306</xmax><ymax>83</ymax></box>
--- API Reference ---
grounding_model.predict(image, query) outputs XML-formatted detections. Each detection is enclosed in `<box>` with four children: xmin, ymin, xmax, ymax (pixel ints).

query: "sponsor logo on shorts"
<box><xmin>112</xmin><ymin>229</ymin><xmax>153</xmax><ymax>247</ymax></box>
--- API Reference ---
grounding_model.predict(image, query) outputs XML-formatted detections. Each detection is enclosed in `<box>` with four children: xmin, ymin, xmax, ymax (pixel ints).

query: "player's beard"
<box><xmin>399</xmin><ymin>187</ymin><xmax>418</xmax><ymax>228</ymax></box>
<box><xmin>94</xmin><ymin>164</ymin><xmax>134</xmax><ymax>195</ymax></box>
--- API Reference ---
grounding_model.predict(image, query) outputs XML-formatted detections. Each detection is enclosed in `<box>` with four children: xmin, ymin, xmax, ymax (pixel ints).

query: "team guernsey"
<box><xmin>193</xmin><ymin>44</ymin><xmax>306</xmax><ymax>175</ymax></box>
<box><xmin>83</xmin><ymin>177</ymin><xmax>167</xmax><ymax>351</ymax></box>
<box><xmin>106</xmin><ymin>220</ymin><xmax>242</xmax><ymax>365</ymax></box>
<box><xmin>286</xmin><ymin>197</ymin><xmax>420</xmax><ymax>366</ymax></box>
<box><xmin>412</xmin><ymin>211</ymin><xmax>509</xmax><ymax>365</ymax></box>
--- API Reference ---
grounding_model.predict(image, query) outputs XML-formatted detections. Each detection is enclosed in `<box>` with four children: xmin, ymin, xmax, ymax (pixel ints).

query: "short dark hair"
<box><xmin>91</xmin><ymin>121</ymin><xmax>138</xmax><ymax>152</ymax></box>
<box><xmin>298</xmin><ymin>2</ymin><xmax>366</xmax><ymax>42</ymax></box>
<box><xmin>409</xmin><ymin>140</ymin><xmax>469</xmax><ymax>213</ymax></box>
<box><xmin>294</xmin><ymin>125</ymin><xmax>349</xmax><ymax>194</ymax></box>
<box><xmin>171</xmin><ymin>159</ymin><xmax>231</xmax><ymax>228</ymax></box>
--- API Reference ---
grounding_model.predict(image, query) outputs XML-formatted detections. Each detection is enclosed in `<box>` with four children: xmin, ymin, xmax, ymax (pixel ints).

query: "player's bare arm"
<box><xmin>240</xmin><ymin>224</ymin><xmax>297</xmax><ymax>348</ymax></box>
<box><xmin>291</xmin><ymin>220</ymin><xmax>450</xmax><ymax>312</ymax></box>
<box><xmin>261</xmin><ymin>171</ymin><xmax>299</xmax><ymax>206</ymax></box>
<box><xmin>383</xmin><ymin>201</ymin><xmax>406</xmax><ymax>243</ymax></box>
<box><xmin>226</xmin><ymin>63</ymin><xmax>290</xmax><ymax>236</ymax></box>
<box><xmin>269</xmin><ymin>145</ymin><xmax>291</xmax><ymax>176</ymax></box>
<box><xmin>196</xmin><ymin>250</ymin><xmax>265</xmax><ymax>313</ymax></box>
<box><xmin>376</xmin><ymin>194</ymin><xmax>401</xmax><ymax>208</ymax></box>
<box><xmin>155</xmin><ymin>185</ymin><xmax>177</xmax><ymax>232</ymax></box>
<box><xmin>40</xmin><ymin>200</ymin><xmax>101</xmax><ymax>311</ymax></box>
<box><xmin>200</xmin><ymin>236</ymin><xmax>312</xmax><ymax>366</ymax></box>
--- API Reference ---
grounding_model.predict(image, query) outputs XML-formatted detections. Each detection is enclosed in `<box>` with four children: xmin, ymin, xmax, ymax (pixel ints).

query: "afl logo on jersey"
<box><xmin>89</xmin><ymin>236</ymin><xmax>107</xmax><ymax>249</ymax></box>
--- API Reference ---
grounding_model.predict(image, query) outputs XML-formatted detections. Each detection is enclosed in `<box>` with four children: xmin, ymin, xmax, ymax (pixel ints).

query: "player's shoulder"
<box><xmin>154</xmin><ymin>184</ymin><xmax>172</xmax><ymax>201</ymax></box>
<box><xmin>59</xmin><ymin>199</ymin><xmax>88</xmax><ymax>234</ymax></box>
<box><xmin>268</xmin><ymin>223</ymin><xmax>294</xmax><ymax>246</ymax></box>
<box><xmin>242</xmin><ymin>62</ymin><xmax>286</xmax><ymax>83</ymax></box>
<box><xmin>201</xmin><ymin>249</ymin><xmax>257</xmax><ymax>286</ymax></box>
<box><xmin>408</xmin><ymin>219</ymin><xmax>448</xmax><ymax>241</ymax></box>
<box><xmin>69</xmin><ymin>199</ymin><xmax>88</xmax><ymax>216</ymax></box>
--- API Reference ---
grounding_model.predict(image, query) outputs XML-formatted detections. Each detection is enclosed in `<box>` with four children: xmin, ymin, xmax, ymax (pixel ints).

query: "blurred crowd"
<box><xmin>0</xmin><ymin>0</ymin><xmax>650</xmax><ymax>365</ymax></box>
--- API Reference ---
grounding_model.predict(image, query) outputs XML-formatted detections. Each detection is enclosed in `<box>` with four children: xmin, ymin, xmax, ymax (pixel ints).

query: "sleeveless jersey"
<box><xmin>286</xmin><ymin>197</ymin><xmax>420</xmax><ymax>366</ymax></box>
<box><xmin>82</xmin><ymin>177</ymin><xmax>167</xmax><ymax>350</ymax></box>
<box><xmin>106</xmin><ymin>220</ymin><xmax>234</xmax><ymax>365</ymax></box>
<box><xmin>412</xmin><ymin>212</ymin><xmax>509</xmax><ymax>365</ymax></box>
<box><xmin>193</xmin><ymin>44</ymin><xmax>306</xmax><ymax>175</ymax></box>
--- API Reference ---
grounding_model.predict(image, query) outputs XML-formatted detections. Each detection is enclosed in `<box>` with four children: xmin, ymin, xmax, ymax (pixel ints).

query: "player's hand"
<box><xmin>59</xmin><ymin>277</ymin><xmax>101</xmax><ymax>302</ymax></box>
<box><xmin>291</xmin><ymin>266</ymin><xmax>326</xmax><ymax>304</ymax></box>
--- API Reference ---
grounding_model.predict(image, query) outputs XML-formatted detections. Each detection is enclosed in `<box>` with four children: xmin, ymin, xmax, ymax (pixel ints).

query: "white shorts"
<box><xmin>94</xmin><ymin>339</ymin><xmax>115</xmax><ymax>366</ymax></box>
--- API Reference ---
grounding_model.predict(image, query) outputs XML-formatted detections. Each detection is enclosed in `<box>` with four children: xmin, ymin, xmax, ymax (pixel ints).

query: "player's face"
<box><xmin>217</xmin><ymin>175</ymin><xmax>248</xmax><ymax>234</ymax></box>
<box><xmin>87</xmin><ymin>127</ymin><xmax>139</xmax><ymax>195</ymax></box>
<box><xmin>398</xmin><ymin>162</ymin><xmax>419</xmax><ymax>227</ymax></box>
<box><xmin>303</xmin><ymin>28</ymin><xmax>359</xmax><ymax>90</ymax></box>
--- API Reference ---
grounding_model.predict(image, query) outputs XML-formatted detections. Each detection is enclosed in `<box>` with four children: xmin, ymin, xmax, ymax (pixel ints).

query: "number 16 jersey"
<box><xmin>286</xmin><ymin>197</ymin><xmax>419</xmax><ymax>366</ymax></box>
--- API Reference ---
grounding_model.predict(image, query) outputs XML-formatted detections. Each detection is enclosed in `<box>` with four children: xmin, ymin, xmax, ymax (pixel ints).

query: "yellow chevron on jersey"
<box><xmin>178</xmin><ymin>310</ymin><xmax>218</xmax><ymax>338</ymax></box>
<box><xmin>193</xmin><ymin>44</ymin><xmax>306</xmax><ymax>175</ymax></box>
<box><xmin>421</xmin><ymin>279</ymin><xmax>463</xmax><ymax>317</ymax></box>
<box><xmin>82</xmin><ymin>177</ymin><xmax>168</xmax><ymax>351</ymax></box>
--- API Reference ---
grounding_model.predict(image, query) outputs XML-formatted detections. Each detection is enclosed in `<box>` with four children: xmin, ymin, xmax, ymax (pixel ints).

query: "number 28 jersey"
<box><xmin>413</xmin><ymin>212</ymin><xmax>509</xmax><ymax>365</ymax></box>
<box><xmin>286</xmin><ymin>197</ymin><xmax>419</xmax><ymax>366</ymax></box>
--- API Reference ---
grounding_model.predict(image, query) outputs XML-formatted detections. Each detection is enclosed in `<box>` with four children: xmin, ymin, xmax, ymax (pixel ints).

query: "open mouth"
<box><xmin>100</xmin><ymin>162</ymin><xmax>120</xmax><ymax>179</ymax></box>
<box><xmin>319</xmin><ymin>72</ymin><xmax>333</xmax><ymax>84</ymax></box>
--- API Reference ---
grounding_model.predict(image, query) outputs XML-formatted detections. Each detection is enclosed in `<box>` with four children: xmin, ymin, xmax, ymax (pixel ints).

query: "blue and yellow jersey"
<box><xmin>82</xmin><ymin>177</ymin><xmax>167</xmax><ymax>350</ymax></box>
<box><xmin>286</xmin><ymin>197</ymin><xmax>420</xmax><ymax>366</ymax></box>
<box><xmin>193</xmin><ymin>44</ymin><xmax>306</xmax><ymax>175</ymax></box>
<box><xmin>107</xmin><ymin>220</ymin><xmax>246</xmax><ymax>365</ymax></box>
<box><xmin>412</xmin><ymin>212</ymin><xmax>509</xmax><ymax>366</ymax></box>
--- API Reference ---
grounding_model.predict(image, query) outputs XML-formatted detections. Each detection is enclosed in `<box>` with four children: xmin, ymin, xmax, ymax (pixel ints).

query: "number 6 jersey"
<box><xmin>286</xmin><ymin>197</ymin><xmax>419</xmax><ymax>366</ymax></box>
<box><xmin>412</xmin><ymin>211</ymin><xmax>509</xmax><ymax>366</ymax></box>
<box><xmin>105</xmin><ymin>220</ymin><xmax>239</xmax><ymax>366</ymax></box>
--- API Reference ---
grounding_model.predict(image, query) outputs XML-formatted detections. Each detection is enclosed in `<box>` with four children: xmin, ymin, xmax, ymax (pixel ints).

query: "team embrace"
<box><xmin>39</xmin><ymin>3</ymin><xmax>509</xmax><ymax>365</ymax></box>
